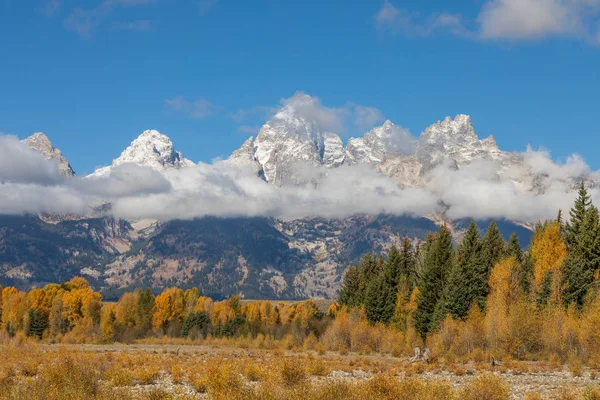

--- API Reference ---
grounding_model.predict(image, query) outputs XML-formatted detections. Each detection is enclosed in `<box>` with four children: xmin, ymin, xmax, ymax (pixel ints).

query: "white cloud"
<box><xmin>0</xmin><ymin>135</ymin><xmax>63</xmax><ymax>185</ymax></box>
<box><xmin>375</xmin><ymin>1</ymin><xmax>469</xmax><ymax>37</ymax></box>
<box><xmin>64</xmin><ymin>0</ymin><xmax>156</xmax><ymax>38</ymax></box>
<box><xmin>375</xmin><ymin>0</ymin><xmax>600</xmax><ymax>43</ymax></box>
<box><xmin>478</xmin><ymin>0</ymin><xmax>600</xmax><ymax>41</ymax></box>
<box><xmin>352</xmin><ymin>104</ymin><xmax>385</xmax><ymax>131</ymax></box>
<box><xmin>165</xmin><ymin>96</ymin><xmax>217</xmax><ymax>119</ymax></box>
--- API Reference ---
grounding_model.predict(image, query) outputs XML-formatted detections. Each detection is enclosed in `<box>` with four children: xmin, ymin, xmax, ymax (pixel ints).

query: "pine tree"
<box><xmin>478</xmin><ymin>221</ymin><xmax>506</xmax><ymax>309</ymax></box>
<box><xmin>383</xmin><ymin>245</ymin><xmax>402</xmax><ymax>290</ymax></box>
<box><xmin>537</xmin><ymin>271</ymin><xmax>553</xmax><ymax>307</ymax></box>
<box><xmin>135</xmin><ymin>288</ymin><xmax>155</xmax><ymax>337</ymax></box>
<box><xmin>434</xmin><ymin>221</ymin><xmax>482</xmax><ymax>321</ymax></box>
<box><xmin>364</xmin><ymin>273</ymin><xmax>395</xmax><ymax>324</ymax></box>
<box><xmin>506</xmin><ymin>233</ymin><xmax>523</xmax><ymax>263</ymax></box>
<box><xmin>414</xmin><ymin>232</ymin><xmax>435</xmax><ymax>289</ymax></box>
<box><xmin>357</xmin><ymin>253</ymin><xmax>381</xmax><ymax>303</ymax></box>
<box><xmin>414</xmin><ymin>225</ymin><xmax>454</xmax><ymax>339</ymax></box>
<box><xmin>563</xmin><ymin>205</ymin><xmax>600</xmax><ymax>307</ymax></box>
<box><xmin>27</xmin><ymin>308</ymin><xmax>48</xmax><ymax>338</ymax></box>
<box><xmin>564</xmin><ymin>181</ymin><xmax>592</xmax><ymax>252</ymax></box>
<box><xmin>400</xmin><ymin>237</ymin><xmax>417</xmax><ymax>288</ymax></box>
<box><xmin>339</xmin><ymin>266</ymin><xmax>362</xmax><ymax>307</ymax></box>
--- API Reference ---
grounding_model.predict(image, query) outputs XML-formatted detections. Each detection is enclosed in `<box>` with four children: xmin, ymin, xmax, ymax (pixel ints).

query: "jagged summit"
<box><xmin>89</xmin><ymin>129</ymin><xmax>194</xmax><ymax>178</ymax></box>
<box><xmin>416</xmin><ymin>114</ymin><xmax>504</xmax><ymax>171</ymax></box>
<box><xmin>346</xmin><ymin>119</ymin><xmax>415</xmax><ymax>165</ymax></box>
<box><xmin>23</xmin><ymin>132</ymin><xmax>75</xmax><ymax>176</ymax></box>
<box><xmin>253</xmin><ymin>96</ymin><xmax>342</xmax><ymax>184</ymax></box>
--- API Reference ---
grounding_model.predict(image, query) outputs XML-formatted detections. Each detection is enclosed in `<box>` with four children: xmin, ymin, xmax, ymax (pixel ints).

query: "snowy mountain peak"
<box><xmin>23</xmin><ymin>132</ymin><xmax>75</xmax><ymax>176</ymax></box>
<box><xmin>88</xmin><ymin>129</ymin><xmax>194</xmax><ymax>178</ymax></box>
<box><xmin>346</xmin><ymin>120</ymin><xmax>415</xmax><ymax>166</ymax></box>
<box><xmin>422</xmin><ymin>114</ymin><xmax>477</xmax><ymax>144</ymax></box>
<box><xmin>252</xmin><ymin>95</ymin><xmax>341</xmax><ymax>184</ymax></box>
<box><xmin>417</xmin><ymin>115</ymin><xmax>507</xmax><ymax>171</ymax></box>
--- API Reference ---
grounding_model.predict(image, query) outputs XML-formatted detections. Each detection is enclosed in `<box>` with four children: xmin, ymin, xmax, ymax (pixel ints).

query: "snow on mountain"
<box><xmin>251</xmin><ymin>94</ymin><xmax>344</xmax><ymax>184</ymax></box>
<box><xmin>227</xmin><ymin>136</ymin><xmax>264</xmax><ymax>177</ymax></box>
<box><xmin>322</xmin><ymin>133</ymin><xmax>345</xmax><ymax>168</ymax></box>
<box><xmin>88</xmin><ymin>129</ymin><xmax>194</xmax><ymax>178</ymax></box>
<box><xmin>346</xmin><ymin>120</ymin><xmax>415</xmax><ymax>165</ymax></box>
<box><xmin>416</xmin><ymin>114</ymin><xmax>507</xmax><ymax>172</ymax></box>
<box><xmin>23</xmin><ymin>132</ymin><xmax>75</xmax><ymax>176</ymax></box>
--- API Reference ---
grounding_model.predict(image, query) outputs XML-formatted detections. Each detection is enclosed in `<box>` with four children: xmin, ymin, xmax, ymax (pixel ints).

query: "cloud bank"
<box><xmin>0</xmin><ymin>132</ymin><xmax>595</xmax><ymax>224</ymax></box>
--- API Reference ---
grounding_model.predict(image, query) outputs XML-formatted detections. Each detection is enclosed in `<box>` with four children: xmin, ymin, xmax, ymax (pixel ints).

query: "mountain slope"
<box><xmin>23</xmin><ymin>133</ymin><xmax>75</xmax><ymax>176</ymax></box>
<box><xmin>88</xmin><ymin>130</ymin><xmax>194</xmax><ymax>178</ymax></box>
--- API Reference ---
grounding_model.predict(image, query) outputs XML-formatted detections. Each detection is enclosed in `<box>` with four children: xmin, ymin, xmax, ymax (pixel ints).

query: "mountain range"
<box><xmin>1</xmin><ymin>97</ymin><xmax>586</xmax><ymax>299</ymax></box>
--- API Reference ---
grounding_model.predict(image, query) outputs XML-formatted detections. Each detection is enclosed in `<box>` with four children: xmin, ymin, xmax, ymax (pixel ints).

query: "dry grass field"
<box><xmin>2</xmin><ymin>338</ymin><xmax>600</xmax><ymax>400</ymax></box>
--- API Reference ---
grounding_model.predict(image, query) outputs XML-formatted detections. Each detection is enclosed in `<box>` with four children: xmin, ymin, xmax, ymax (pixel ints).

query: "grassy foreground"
<box><xmin>1</xmin><ymin>337</ymin><xmax>600</xmax><ymax>400</ymax></box>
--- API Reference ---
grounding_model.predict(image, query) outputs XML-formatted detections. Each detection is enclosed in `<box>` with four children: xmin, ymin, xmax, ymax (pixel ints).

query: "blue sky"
<box><xmin>1</xmin><ymin>0</ymin><xmax>600</xmax><ymax>174</ymax></box>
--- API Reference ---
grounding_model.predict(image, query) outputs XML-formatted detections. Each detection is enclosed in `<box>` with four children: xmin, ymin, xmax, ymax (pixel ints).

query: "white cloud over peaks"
<box><xmin>165</xmin><ymin>96</ymin><xmax>217</xmax><ymax>119</ymax></box>
<box><xmin>1</xmin><ymin>130</ymin><xmax>597</xmax><ymax>225</ymax></box>
<box><xmin>0</xmin><ymin>135</ymin><xmax>63</xmax><ymax>185</ymax></box>
<box><xmin>352</xmin><ymin>104</ymin><xmax>385</xmax><ymax>131</ymax></box>
<box><xmin>275</xmin><ymin>92</ymin><xmax>387</xmax><ymax>134</ymax></box>
<box><xmin>375</xmin><ymin>0</ymin><xmax>600</xmax><ymax>43</ymax></box>
<box><xmin>277</xmin><ymin>92</ymin><xmax>348</xmax><ymax>133</ymax></box>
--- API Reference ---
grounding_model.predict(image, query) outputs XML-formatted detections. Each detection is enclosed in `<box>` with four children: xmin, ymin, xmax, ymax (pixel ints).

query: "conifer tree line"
<box><xmin>339</xmin><ymin>182</ymin><xmax>600</xmax><ymax>341</ymax></box>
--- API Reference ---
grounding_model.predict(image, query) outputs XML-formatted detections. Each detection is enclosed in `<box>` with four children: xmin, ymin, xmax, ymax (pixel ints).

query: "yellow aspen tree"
<box><xmin>531</xmin><ymin>221</ymin><xmax>567</xmax><ymax>285</ymax></box>
<box><xmin>100</xmin><ymin>303</ymin><xmax>116</xmax><ymax>342</ymax></box>
<box><xmin>152</xmin><ymin>287</ymin><xmax>185</xmax><ymax>329</ymax></box>
<box><xmin>115</xmin><ymin>292</ymin><xmax>139</xmax><ymax>328</ymax></box>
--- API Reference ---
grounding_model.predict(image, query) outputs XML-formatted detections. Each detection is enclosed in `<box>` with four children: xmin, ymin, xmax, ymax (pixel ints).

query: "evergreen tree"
<box><xmin>383</xmin><ymin>245</ymin><xmax>402</xmax><ymax>290</ymax></box>
<box><xmin>537</xmin><ymin>271</ymin><xmax>553</xmax><ymax>307</ymax></box>
<box><xmin>434</xmin><ymin>221</ymin><xmax>482</xmax><ymax>321</ymax></box>
<box><xmin>339</xmin><ymin>266</ymin><xmax>362</xmax><ymax>307</ymax></box>
<box><xmin>400</xmin><ymin>237</ymin><xmax>417</xmax><ymax>289</ymax></box>
<box><xmin>135</xmin><ymin>288</ymin><xmax>155</xmax><ymax>337</ymax></box>
<box><xmin>564</xmin><ymin>181</ymin><xmax>592</xmax><ymax>252</ymax></box>
<box><xmin>414</xmin><ymin>225</ymin><xmax>454</xmax><ymax>339</ymax></box>
<box><xmin>478</xmin><ymin>221</ymin><xmax>506</xmax><ymax>308</ymax></box>
<box><xmin>364</xmin><ymin>273</ymin><xmax>396</xmax><ymax>324</ymax></box>
<box><xmin>181</xmin><ymin>311</ymin><xmax>210</xmax><ymax>338</ymax></box>
<box><xmin>506</xmin><ymin>233</ymin><xmax>523</xmax><ymax>263</ymax></box>
<box><xmin>357</xmin><ymin>253</ymin><xmax>381</xmax><ymax>303</ymax></box>
<box><xmin>27</xmin><ymin>308</ymin><xmax>48</xmax><ymax>339</ymax></box>
<box><xmin>563</xmin><ymin>205</ymin><xmax>600</xmax><ymax>307</ymax></box>
<box><xmin>414</xmin><ymin>232</ymin><xmax>435</xmax><ymax>288</ymax></box>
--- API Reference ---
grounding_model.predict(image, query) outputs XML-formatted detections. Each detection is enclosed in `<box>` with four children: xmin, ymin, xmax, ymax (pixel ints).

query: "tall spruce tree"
<box><xmin>434</xmin><ymin>221</ymin><xmax>483</xmax><ymax>321</ymax></box>
<box><xmin>478</xmin><ymin>221</ymin><xmax>506</xmax><ymax>309</ymax></box>
<box><xmin>339</xmin><ymin>266</ymin><xmax>362</xmax><ymax>307</ymax></box>
<box><xmin>564</xmin><ymin>181</ymin><xmax>592</xmax><ymax>252</ymax></box>
<box><xmin>414</xmin><ymin>232</ymin><xmax>436</xmax><ymax>289</ymax></box>
<box><xmin>383</xmin><ymin>245</ymin><xmax>402</xmax><ymax>290</ymax></box>
<box><xmin>563</xmin><ymin>205</ymin><xmax>600</xmax><ymax>307</ymax></box>
<box><xmin>364</xmin><ymin>273</ymin><xmax>396</xmax><ymax>324</ymax></box>
<box><xmin>414</xmin><ymin>225</ymin><xmax>454</xmax><ymax>339</ymax></box>
<box><xmin>400</xmin><ymin>237</ymin><xmax>417</xmax><ymax>289</ymax></box>
<box><xmin>357</xmin><ymin>253</ymin><xmax>380</xmax><ymax>304</ymax></box>
<box><xmin>506</xmin><ymin>233</ymin><xmax>523</xmax><ymax>263</ymax></box>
